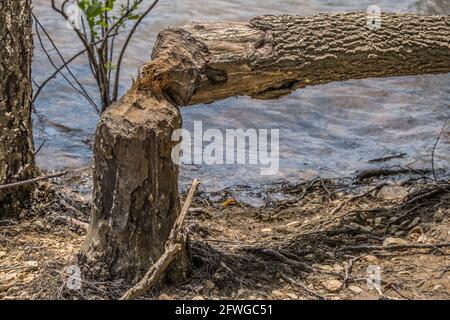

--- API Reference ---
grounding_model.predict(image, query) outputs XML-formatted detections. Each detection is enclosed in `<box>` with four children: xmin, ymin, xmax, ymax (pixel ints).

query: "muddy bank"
<box><xmin>0</xmin><ymin>172</ymin><xmax>449</xmax><ymax>300</ymax></box>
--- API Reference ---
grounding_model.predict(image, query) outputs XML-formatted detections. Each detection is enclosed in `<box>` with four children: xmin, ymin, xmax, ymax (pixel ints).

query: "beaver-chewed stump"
<box><xmin>78</xmin><ymin>94</ymin><xmax>190</xmax><ymax>283</ymax></box>
<box><xmin>79</xmin><ymin>12</ymin><xmax>450</xmax><ymax>285</ymax></box>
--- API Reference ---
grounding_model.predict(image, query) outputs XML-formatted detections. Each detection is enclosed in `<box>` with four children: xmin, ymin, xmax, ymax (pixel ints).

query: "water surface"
<box><xmin>32</xmin><ymin>0</ymin><xmax>450</xmax><ymax>191</ymax></box>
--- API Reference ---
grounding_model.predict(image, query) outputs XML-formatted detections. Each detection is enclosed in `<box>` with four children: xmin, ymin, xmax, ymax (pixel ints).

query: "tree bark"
<box><xmin>82</xmin><ymin>12</ymin><xmax>450</xmax><ymax>285</ymax></box>
<box><xmin>138</xmin><ymin>13</ymin><xmax>450</xmax><ymax>104</ymax></box>
<box><xmin>79</xmin><ymin>93</ymin><xmax>190</xmax><ymax>283</ymax></box>
<box><xmin>0</xmin><ymin>0</ymin><xmax>37</xmax><ymax>218</ymax></box>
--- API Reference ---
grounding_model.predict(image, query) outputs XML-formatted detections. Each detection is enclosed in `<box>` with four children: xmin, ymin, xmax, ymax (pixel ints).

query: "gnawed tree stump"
<box><xmin>79</xmin><ymin>93</ymin><xmax>189</xmax><ymax>283</ymax></box>
<box><xmin>81</xmin><ymin>12</ymin><xmax>450</xmax><ymax>285</ymax></box>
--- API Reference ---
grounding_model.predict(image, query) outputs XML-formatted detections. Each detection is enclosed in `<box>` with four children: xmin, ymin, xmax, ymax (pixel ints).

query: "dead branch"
<box><xmin>120</xmin><ymin>179</ymin><xmax>201</xmax><ymax>300</ymax></box>
<box><xmin>355</xmin><ymin>167</ymin><xmax>430</xmax><ymax>181</ymax></box>
<box><xmin>338</xmin><ymin>242</ymin><xmax>450</xmax><ymax>252</ymax></box>
<box><xmin>281</xmin><ymin>273</ymin><xmax>327</xmax><ymax>300</ymax></box>
<box><xmin>0</xmin><ymin>171</ymin><xmax>67</xmax><ymax>191</ymax></box>
<box><xmin>330</xmin><ymin>183</ymin><xmax>388</xmax><ymax>215</ymax></box>
<box><xmin>368</xmin><ymin>153</ymin><xmax>407</xmax><ymax>163</ymax></box>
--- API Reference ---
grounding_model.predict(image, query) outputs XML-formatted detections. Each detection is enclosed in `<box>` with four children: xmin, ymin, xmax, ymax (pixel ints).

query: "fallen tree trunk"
<box><xmin>81</xmin><ymin>12</ymin><xmax>450</xmax><ymax>286</ymax></box>
<box><xmin>138</xmin><ymin>12</ymin><xmax>450</xmax><ymax>104</ymax></box>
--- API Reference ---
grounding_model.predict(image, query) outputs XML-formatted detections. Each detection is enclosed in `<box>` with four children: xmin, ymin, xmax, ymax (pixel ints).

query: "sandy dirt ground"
<box><xmin>0</xmin><ymin>175</ymin><xmax>449</xmax><ymax>300</ymax></box>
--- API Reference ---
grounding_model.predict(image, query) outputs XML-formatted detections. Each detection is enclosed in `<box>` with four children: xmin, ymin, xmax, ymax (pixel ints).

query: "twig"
<box><xmin>343</xmin><ymin>256</ymin><xmax>359</xmax><ymax>287</ymax></box>
<box><xmin>0</xmin><ymin>171</ymin><xmax>68</xmax><ymax>191</ymax></box>
<box><xmin>246</xmin><ymin>247</ymin><xmax>314</xmax><ymax>272</ymax></box>
<box><xmin>34</xmin><ymin>139</ymin><xmax>47</xmax><ymax>155</ymax></box>
<box><xmin>281</xmin><ymin>273</ymin><xmax>327</xmax><ymax>300</ymax></box>
<box><xmin>330</xmin><ymin>183</ymin><xmax>388</xmax><ymax>215</ymax></box>
<box><xmin>51</xmin><ymin>0</ymin><xmax>104</xmax><ymax>109</ymax></box>
<box><xmin>120</xmin><ymin>178</ymin><xmax>201</xmax><ymax>300</ymax></box>
<box><xmin>431</xmin><ymin>118</ymin><xmax>449</xmax><ymax>181</ymax></box>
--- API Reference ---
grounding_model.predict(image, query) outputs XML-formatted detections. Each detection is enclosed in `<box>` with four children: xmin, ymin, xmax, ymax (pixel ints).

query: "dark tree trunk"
<box><xmin>0</xmin><ymin>0</ymin><xmax>37</xmax><ymax>218</ymax></box>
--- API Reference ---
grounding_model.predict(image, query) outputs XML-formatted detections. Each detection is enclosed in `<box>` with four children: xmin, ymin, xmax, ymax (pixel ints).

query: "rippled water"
<box><xmin>33</xmin><ymin>0</ymin><xmax>450</xmax><ymax>191</ymax></box>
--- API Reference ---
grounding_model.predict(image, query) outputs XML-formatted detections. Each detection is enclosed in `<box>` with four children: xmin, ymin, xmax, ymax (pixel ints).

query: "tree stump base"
<box><xmin>79</xmin><ymin>93</ymin><xmax>189</xmax><ymax>284</ymax></box>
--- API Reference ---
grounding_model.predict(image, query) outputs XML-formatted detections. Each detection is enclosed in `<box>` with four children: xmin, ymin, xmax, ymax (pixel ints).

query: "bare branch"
<box><xmin>34</xmin><ymin>14</ymin><xmax>101</xmax><ymax>114</ymax></box>
<box><xmin>112</xmin><ymin>0</ymin><xmax>159</xmax><ymax>101</ymax></box>
<box><xmin>33</xmin><ymin>32</ymin><xmax>118</xmax><ymax>104</ymax></box>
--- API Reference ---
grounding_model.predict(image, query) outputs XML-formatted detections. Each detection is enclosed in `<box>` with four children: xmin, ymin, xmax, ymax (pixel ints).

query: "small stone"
<box><xmin>23</xmin><ymin>261</ymin><xmax>39</xmax><ymax>271</ymax></box>
<box><xmin>383</xmin><ymin>237</ymin><xmax>408</xmax><ymax>246</ymax></box>
<box><xmin>204</xmin><ymin>280</ymin><xmax>215</xmax><ymax>290</ymax></box>
<box><xmin>261</xmin><ymin>228</ymin><xmax>272</xmax><ymax>233</ymax></box>
<box><xmin>0</xmin><ymin>251</ymin><xmax>6</xmax><ymax>259</ymax></box>
<box><xmin>271</xmin><ymin>290</ymin><xmax>284</xmax><ymax>298</ymax></box>
<box><xmin>33</xmin><ymin>220</ymin><xmax>45</xmax><ymax>228</ymax></box>
<box><xmin>192</xmin><ymin>296</ymin><xmax>205</xmax><ymax>300</ymax></box>
<box><xmin>314</xmin><ymin>264</ymin><xmax>334</xmax><ymax>272</ymax></box>
<box><xmin>348</xmin><ymin>285</ymin><xmax>363</xmax><ymax>294</ymax></box>
<box><xmin>159</xmin><ymin>294</ymin><xmax>171</xmax><ymax>300</ymax></box>
<box><xmin>364</xmin><ymin>255</ymin><xmax>378</xmax><ymax>263</ymax></box>
<box><xmin>304</xmin><ymin>254</ymin><xmax>315</xmax><ymax>261</ymax></box>
<box><xmin>322</xmin><ymin>279</ymin><xmax>343</xmax><ymax>292</ymax></box>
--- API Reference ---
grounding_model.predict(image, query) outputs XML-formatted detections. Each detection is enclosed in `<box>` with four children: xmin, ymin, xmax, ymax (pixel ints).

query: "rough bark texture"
<box><xmin>138</xmin><ymin>13</ymin><xmax>450</xmax><ymax>104</ymax></box>
<box><xmin>82</xmin><ymin>12</ymin><xmax>450</xmax><ymax>285</ymax></box>
<box><xmin>0</xmin><ymin>0</ymin><xmax>37</xmax><ymax>218</ymax></box>
<box><xmin>79</xmin><ymin>93</ymin><xmax>189</xmax><ymax>283</ymax></box>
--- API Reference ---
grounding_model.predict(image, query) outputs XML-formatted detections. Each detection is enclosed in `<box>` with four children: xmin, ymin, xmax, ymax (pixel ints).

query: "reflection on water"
<box><xmin>33</xmin><ymin>0</ymin><xmax>450</xmax><ymax>191</ymax></box>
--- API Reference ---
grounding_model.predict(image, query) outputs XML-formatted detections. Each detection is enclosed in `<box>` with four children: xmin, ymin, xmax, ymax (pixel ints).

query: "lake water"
<box><xmin>32</xmin><ymin>0</ymin><xmax>450</xmax><ymax>191</ymax></box>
